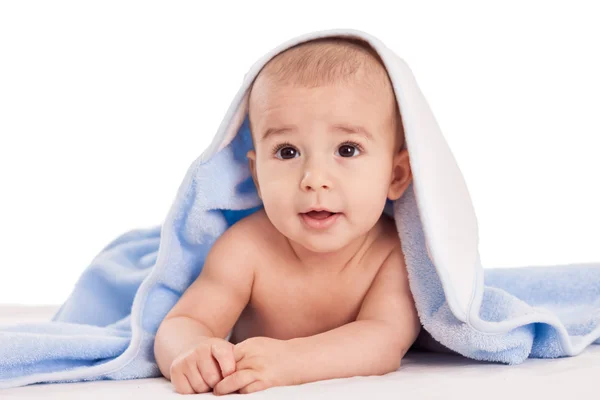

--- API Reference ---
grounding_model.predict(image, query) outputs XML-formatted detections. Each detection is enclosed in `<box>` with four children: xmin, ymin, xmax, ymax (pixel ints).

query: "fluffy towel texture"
<box><xmin>1</xmin><ymin>28</ymin><xmax>599</xmax><ymax>389</ymax></box>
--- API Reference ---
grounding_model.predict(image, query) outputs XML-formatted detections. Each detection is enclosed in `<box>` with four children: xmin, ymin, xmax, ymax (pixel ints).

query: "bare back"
<box><xmin>229</xmin><ymin>208</ymin><xmax>402</xmax><ymax>344</ymax></box>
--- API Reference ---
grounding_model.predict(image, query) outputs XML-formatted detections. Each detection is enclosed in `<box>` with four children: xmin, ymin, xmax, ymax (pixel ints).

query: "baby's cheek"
<box><xmin>349</xmin><ymin>184</ymin><xmax>388</xmax><ymax>221</ymax></box>
<box><xmin>261</xmin><ymin>179</ymin><xmax>289</xmax><ymax>203</ymax></box>
<box><xmin>260</xmin><ymin>183</ymin><xmax>295</xmax><ymax>222</ymax></box>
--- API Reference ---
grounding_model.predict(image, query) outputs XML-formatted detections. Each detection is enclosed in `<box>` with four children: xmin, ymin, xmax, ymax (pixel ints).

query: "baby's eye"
<box><xmin>336</xmin><ymin>142</ymin><xmax>362</xmax><ymax>158</ymax></box>
<box><xmin>274</xmin><ymin>145</ymin><xmax>299</xmax><ymax>160</ymax></box>
<box><xmin>272</xmin><ymin>141</ymin><xmax>363</xmax><ymax>160</ymax></box>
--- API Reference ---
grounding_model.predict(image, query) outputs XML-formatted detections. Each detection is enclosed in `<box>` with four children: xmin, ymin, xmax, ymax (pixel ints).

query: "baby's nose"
<box><xmin>303</xmin><ymin>181</ymin><xmax>330</xmax><ymax>191</ymax></box>
<box><xmin>300</xmin><ymin>170</ymin><xmax>332</xmax><ymax>192</ymax></box>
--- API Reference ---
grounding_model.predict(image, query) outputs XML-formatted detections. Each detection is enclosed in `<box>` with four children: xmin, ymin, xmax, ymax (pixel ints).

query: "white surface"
<box><xmin>1</xmin><ymin>305</ymin><xmax>598</xmax><ymax>399</ymax></box>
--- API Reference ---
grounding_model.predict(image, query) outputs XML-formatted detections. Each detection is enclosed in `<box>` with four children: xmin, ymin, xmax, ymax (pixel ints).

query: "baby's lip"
<box><xmin>300</xmin><ymin>208</ymin><xmax>339</xmax><ymax>214</ymax></box>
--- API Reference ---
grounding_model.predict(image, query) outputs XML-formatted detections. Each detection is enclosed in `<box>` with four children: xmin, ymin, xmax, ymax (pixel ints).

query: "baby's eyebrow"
<box><xmin>331</xmin><ymin>124</ymin><xmax>374</xmax><ymax>142</ymax></box>
<box><xmin>261</xmin><ymin>126</ymin><xmax>296</xmax><ymax>141</ymax></box>
<box><xmin>261</xmin><ymin>124</ymin><xmax>374</xmax><ymax>142</ymax></box>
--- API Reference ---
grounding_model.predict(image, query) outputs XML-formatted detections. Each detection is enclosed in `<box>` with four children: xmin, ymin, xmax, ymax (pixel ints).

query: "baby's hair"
<box><xmin>249</xmin><ymin>37</ymin><xmax>406</xmax><ymax>151</ymax></box>
<box><xmin>259</xmin><ymin>37</ymin><xmax>389</xmax><ymax>89</ymax></box>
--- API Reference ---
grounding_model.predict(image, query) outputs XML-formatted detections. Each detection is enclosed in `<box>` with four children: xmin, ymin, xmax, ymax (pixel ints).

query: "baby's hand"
<box><xmin>214</xmin><ymin>336</ymin><xmax>294</xmax><ymax>395</ymax></box>
<box><xmin>169</xmin><ymin>337</ymin><xmax>236</xmax><ymax>395</ymax></box>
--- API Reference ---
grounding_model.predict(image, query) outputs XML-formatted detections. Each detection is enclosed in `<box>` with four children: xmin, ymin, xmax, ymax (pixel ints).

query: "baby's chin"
<box><xmin>293</xmin><ymin>238</ymin><xmax>348</xmax><ymax>254</ymax></box>
<box><xmin>287</xmin><ymin>223</ymin><xmax>358</xmax><ymax>254</ymax></box>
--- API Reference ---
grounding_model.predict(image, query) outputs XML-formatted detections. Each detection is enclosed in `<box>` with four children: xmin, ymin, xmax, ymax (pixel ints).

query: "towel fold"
<box><xmin>1</xmin><ymin>28</ymin><xmax>598</xmax><ymax>389</ymax></box>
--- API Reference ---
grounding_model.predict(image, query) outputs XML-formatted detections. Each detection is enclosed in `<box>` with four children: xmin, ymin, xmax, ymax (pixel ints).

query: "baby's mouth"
<box><xmin>303</xmin><ymin>210</ymin><xmax>337</xmax><ymax>220</ymax></box>
<box><xmin>299</xmin><ymin>210</ymin><xmax>342</xmax><ymax>230</ymax></box>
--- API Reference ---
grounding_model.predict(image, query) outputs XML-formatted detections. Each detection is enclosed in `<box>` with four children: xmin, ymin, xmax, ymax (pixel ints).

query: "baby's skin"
<box><xmin>154</xmin><ymin>38</ymin><xmax>422</xmax><ymax>395</ymax></box>
<box><xmin>155</xmin><ymin>208</ymin><xmax>420</xmax><ymax>395</ymax></box>
<box><xmin>230</xmin><ymin>209</ymin><xmax>401</xmax><ymax>345</ymax></box>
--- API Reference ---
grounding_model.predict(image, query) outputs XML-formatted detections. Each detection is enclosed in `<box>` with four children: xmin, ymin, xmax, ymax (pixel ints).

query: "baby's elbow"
<box><xmin>381</xmin><ymin>327</ymin><xmax>409</xmax><ymax>373</ymax></box>
<box><xmin>371</xmin><ymin>354</ymin><xmax>402</xmax><ymax>377</ymax></box>
<box><xmin>375</xmin><ymin>342</ymin><xmax>404</xmax><ymax>375</ymax></box>
<box><xmin>384</xmin><ymin>351</ymin><xmax>403</xmax><ymax>373</ymax></box>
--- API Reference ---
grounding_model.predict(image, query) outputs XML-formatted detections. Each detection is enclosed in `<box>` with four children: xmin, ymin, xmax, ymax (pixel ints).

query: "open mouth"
<box><xmin>304</xmin><ymin>210</ymin><xmax>336</xmax><ymax>220</ymax></box>
<box><xmin>299</xmin><ymin>211</ymin><xmax>341</xmax><ymax>229</ymax></box>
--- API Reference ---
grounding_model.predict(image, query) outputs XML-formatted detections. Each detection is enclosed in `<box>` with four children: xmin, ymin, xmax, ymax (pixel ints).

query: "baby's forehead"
<box><xmin>248</xmin><ymin>79</ymin><xmax>397</xmax><ymax>128</ymax></box>
<box><xmin>248</xmin><ymin>72</ymin><xmax>396</xmax><ymax>120</ymax></box>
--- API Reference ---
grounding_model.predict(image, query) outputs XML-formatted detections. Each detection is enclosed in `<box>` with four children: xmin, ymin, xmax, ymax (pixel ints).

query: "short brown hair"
<box><xmin>249</xmin><ymin>37</ymin><xmax>405</xmax><ymax>150</ymax></box>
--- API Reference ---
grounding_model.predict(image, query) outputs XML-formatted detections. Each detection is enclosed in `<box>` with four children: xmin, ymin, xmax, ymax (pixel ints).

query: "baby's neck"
<box><xmin>285</xmin><ymin>227</ymin><xmax>379</xmax><ymax>275</ymax></box>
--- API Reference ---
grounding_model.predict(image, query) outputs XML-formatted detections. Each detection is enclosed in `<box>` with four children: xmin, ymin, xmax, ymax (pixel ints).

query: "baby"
<box><xmin>153</xmin><ymin>37</ymin><xmax>421</xmax><ymax>395</ymax></box>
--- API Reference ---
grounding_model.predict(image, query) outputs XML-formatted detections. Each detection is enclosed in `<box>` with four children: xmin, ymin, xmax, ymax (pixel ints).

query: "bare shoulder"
<box><xmin>228</xmin><ymin>207</ymin><xmax>280</xmax><ymax>251</ymax></box>
<box><xmin>357</xmin><ymin>213</ymin><xmax>415</xmax><ymax>323</ymax></box>
<box><xmin>236</xmin><ymin>207</ymin><xmax>272</xmax><ymax>231</ymax></box>
<box><xmin>220</xmin><ymin>207</ymin><xmax>271</xmax><ymax>237</ymax></box>
<box><xmin>211</xmin><ymin>208</ymin><xmax>285</xmax><ymax>275</ymax></box>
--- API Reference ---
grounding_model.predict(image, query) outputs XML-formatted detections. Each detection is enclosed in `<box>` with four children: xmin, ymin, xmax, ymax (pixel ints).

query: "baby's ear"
<box><xmin>246</xmin><ymin>150</ymin><xmax>262</xmax><ymax>199</ymax></box>
<box><xmin>387</xmin><ymin>149</ymin><xmax>412</xmax><ymax>201</ymax></box>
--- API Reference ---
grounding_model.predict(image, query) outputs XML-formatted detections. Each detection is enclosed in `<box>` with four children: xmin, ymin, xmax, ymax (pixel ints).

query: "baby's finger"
<box><xmin>184</xmin><ymin>360</ymin><xmax>210</xmax><ymax>394</ymax></box>
<box><xmin>169</xmin><ymin>367</ymin><xmax>195</xmax><ymax>395</ymax></box>
<box><xmin>197</xmin><ymin>352</ymin><xmax>222</xmax><ymax>388</ymax></box>
<box><xmin>214</xmin><ymin>369</ymin><xmax>257</xmax><ymax>396</ymax></box>
<box><xmin>240</xmin><ymin>380</ymin><xmax>268</xmax><ymax>395</ymax></box>
<box><xmin>233</xmin><ymin>343</ymin><xmax>245</xmax><ymax>363</ymax></box>
<box><xmin>211</xmin><ymin>344</ymin><xmax>236</xmax><ymax>377</ymax></box>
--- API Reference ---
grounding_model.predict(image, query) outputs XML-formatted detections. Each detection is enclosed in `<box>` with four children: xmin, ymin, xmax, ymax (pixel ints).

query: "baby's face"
<box><xmin>247</xmin><ymin>80</ymin><xmax>405</xmax><ymax>253</ymax></box>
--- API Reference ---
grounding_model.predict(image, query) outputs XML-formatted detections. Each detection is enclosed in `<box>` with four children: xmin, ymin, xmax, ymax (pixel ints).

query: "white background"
<box><xmin>0</xmin><ymin>1</ymin><xmax>598</xmax><ymax>306</ymax></box>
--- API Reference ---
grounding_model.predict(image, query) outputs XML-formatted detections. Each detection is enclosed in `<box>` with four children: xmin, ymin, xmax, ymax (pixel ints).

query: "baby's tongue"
<box><xmin>306</xmin><ymin>211</ymin><xmax>333</xmax><ymax>220</ymax></box>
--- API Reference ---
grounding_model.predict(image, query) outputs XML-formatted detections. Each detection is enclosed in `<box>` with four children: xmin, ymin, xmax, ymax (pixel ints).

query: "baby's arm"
<box><xmin>287</xmin><ymin>247</ymin><xmax>421</xmax><ymax>384</ymax></box>
<box><xmin>153</xmin><ymin>221</ymin><xmax>255</xmax><ymax>381</ymax></box>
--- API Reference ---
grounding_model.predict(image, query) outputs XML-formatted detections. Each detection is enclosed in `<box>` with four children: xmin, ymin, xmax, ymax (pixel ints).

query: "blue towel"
<box><xmin>1</xmin><ymin>28</ymin><xmax>599</xmax><ymax>389</ymax></box>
